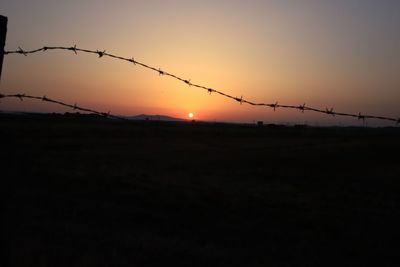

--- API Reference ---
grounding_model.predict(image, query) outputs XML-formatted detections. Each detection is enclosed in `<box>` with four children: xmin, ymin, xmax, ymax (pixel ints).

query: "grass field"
<box><xmin>2</xmin><ymin>114</ymin><xmax>400</xmax><ymax>266</ymax></box>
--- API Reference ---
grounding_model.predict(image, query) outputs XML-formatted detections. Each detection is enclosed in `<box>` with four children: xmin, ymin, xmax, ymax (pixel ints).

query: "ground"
<box><xmin>2</xmin><ymin>114</ymin><xmax>400</xmax><ymax>266</ymax></box>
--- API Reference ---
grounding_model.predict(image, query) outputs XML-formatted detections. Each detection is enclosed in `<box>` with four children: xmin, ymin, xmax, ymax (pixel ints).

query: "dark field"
<box><xmin>2</xmin><ymin>114</ymin><xmax>400</xmax><ymax>266</ymax></box>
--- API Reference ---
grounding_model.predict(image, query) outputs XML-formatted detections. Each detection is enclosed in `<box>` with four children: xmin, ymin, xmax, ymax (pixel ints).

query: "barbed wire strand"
<box><xmin>0</xmin><ymin>93</ymin><xmax>127</xmax><ymax>120</ymax></box>
<box><xmin>4</xmin><ymin>45</ymin><xmax>400</xmax><ymax>124</ymax></box>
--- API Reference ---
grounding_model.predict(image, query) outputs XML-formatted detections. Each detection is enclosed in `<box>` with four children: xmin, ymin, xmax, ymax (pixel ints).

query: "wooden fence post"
<box><xmin>0</xmin><ymin>15</ymin><xmax>8</xmax><ymax>82</ymax></box>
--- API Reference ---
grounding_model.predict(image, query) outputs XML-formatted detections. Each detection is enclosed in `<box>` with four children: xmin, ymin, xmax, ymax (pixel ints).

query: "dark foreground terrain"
<box><xmin>2</xmin><ymin>114</ymin><xmax>400</xmax><ymax>266</ymax></box>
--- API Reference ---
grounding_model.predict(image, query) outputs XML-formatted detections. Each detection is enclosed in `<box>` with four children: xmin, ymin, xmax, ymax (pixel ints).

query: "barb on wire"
<box><xmin>298</xmin><ymin>103</ymin><xmax>306</xmax><ymax>113</ymax></box>
<box><xmin>4</xmin><ymin>45</ymin><xmax>400</xmax><ymax>124</ymax></box>
<box><xmin>68</xmin><ymin>45</ymin><xmax>77</xmax><ymax>54</ymax></box>
<box><xmin>235</xmin><ymin>96</ymin><xmax>243</xmax><ymax>104</ymax></box>
<box><xmin>97</xmin><ymin>50</ymin><xmax>106</xmax><ymax>58</ymax></box>
<box><xmin>17</xmin><ymin>47</ymin><xmax>27</xmax><ymax>56</ymax></box>
<box><xmin>0</xmin><ymin>93</ymin><xmax>127</xmax><ymax>120</ymax></box>
<box><xmin>326</xmin><ymin>108</ymin><xmax>335</xmax><ymax>116</ymax></box>
<box><xmin>271</xmin><ymin>102</ymin><xmax>278</xmax><ymax>111</ymax></box>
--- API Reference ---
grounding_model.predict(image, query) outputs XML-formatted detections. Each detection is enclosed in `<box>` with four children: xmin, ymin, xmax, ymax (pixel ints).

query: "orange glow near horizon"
<box><xmin>1</xmin><ymin>1</ymin><xmax>400</xmax><ymax>126</ymax></box>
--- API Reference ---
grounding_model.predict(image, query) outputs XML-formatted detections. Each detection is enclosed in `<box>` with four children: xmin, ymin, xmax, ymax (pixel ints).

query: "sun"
<box><xmin>188</xmin><ymin>113</ymin><xmax>194</xmax><ymax>119</ymax></box>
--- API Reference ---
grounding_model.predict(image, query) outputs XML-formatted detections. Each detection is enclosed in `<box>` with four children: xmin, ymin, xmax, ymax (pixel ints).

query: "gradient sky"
<box><xmin>1</xmin><ymin>0</ymin><xmax>399</xmax><ymax>125</ymax></box>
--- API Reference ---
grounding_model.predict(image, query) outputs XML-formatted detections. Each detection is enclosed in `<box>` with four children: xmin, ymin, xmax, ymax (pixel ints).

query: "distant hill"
<box><xmin>126</xmin><ymin>114</ymin><xmax>185</xmax><ymax>121</ymax></box>
<box><xmin>0</xmin><ymin>111</ymin><xmax>185</xmax><ymax>122</ymax></box>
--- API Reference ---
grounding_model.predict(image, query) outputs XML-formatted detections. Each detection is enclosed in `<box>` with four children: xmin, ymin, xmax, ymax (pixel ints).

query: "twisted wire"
<box><xmin>0</xmin><ymin>92</ymin><xmax>126</xmax><ymax>120</ymax></box>
<box><xmin>4</xmin><ymin>46</ymin><xmax>399</xmax><ymax>124</ymax></box>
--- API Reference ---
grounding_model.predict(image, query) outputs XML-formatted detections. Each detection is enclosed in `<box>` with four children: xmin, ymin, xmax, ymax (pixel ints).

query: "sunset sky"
<box><xmin>1</xmin><ymin>0</ymin><xmax>399</xmax><ymax>126</ymax></box>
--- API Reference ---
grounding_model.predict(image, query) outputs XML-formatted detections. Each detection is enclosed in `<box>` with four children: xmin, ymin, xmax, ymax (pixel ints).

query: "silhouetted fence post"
<box><xmin>0</xmin><ymin>15</ymin><xmax>8</xmax><ymax>82</ymax></box>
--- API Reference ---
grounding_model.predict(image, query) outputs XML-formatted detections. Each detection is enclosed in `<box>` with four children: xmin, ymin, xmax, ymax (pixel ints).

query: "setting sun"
<box><xmin>188</xmin><ymin>113</ymin><xmax>194</xmax><ymax>119</ymax></box>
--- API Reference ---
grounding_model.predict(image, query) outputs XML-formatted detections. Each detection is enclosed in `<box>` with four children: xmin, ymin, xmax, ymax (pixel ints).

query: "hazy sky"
<box><xmin>1</xmin><ymin>0</ymin><xmax>399</xmax><ymax>125</ymax></box>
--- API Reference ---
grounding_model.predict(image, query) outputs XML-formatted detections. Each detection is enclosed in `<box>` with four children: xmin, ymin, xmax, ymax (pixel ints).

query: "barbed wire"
<box><xmin>4</xmin><ymin>45</ymin><xmax>400</xmax><ymax>124</ymax></box>
<box><xmin>0</xmin><ymin>92</ymin><xmax>127</xmax><ymax>120</ymax></box>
